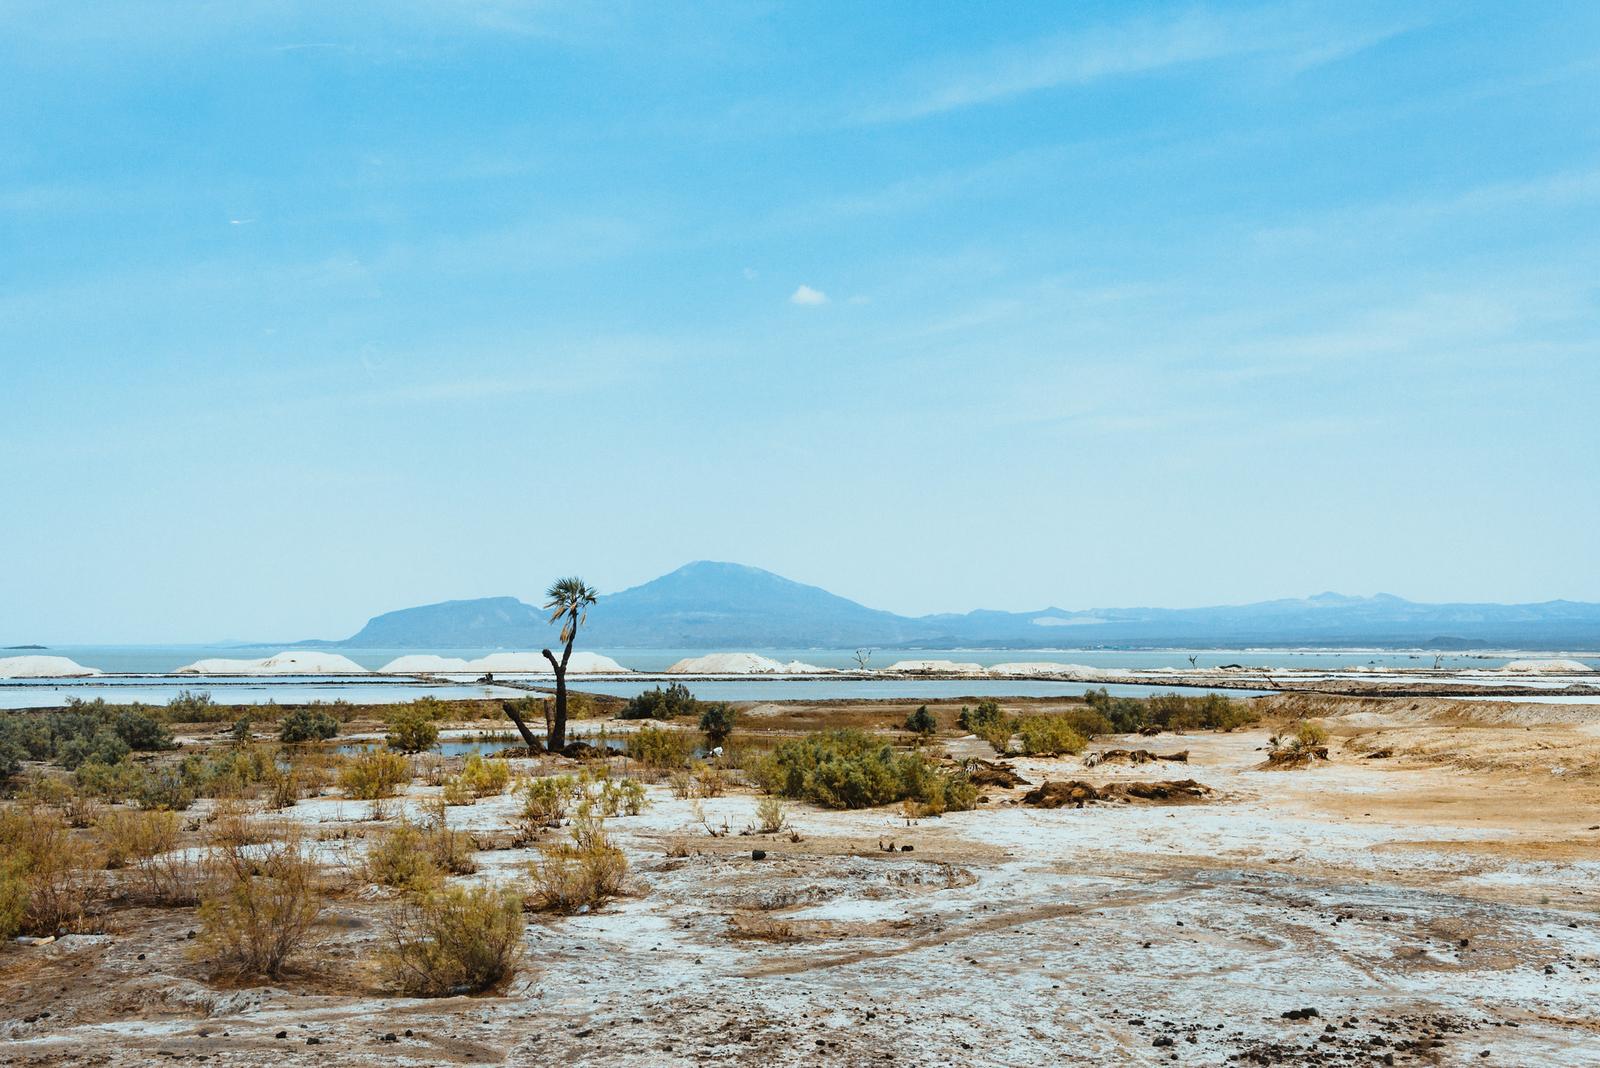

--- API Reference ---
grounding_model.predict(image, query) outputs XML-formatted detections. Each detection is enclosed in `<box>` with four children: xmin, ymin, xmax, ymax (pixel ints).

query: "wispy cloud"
<box><xmin>854</xmin><ymin>7</ymin><xmax>1419</xmax><ymax>124</ymax></box>
<box><xmin>789</xmin><ymin>284</ymin><xmax>828</xmax><ymax>306</ymax></box>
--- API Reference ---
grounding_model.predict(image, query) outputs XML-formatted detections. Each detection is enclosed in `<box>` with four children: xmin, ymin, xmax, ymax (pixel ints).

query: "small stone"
<box><xmin>752</xmin><ymin>849</ymin><xmax>767</xmax><ymax>860</ymax></box>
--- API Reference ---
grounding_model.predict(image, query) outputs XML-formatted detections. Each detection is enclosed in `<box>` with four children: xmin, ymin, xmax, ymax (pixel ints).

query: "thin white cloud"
<box><xmin>790</xmin><ymin>284</ymin><xmax>828</xmax><ymax>306</ymax></box>
<box><xmin>856</xmin><ymin>8</ymin><xmax>1419</xmax><ymax>124</ymax></box>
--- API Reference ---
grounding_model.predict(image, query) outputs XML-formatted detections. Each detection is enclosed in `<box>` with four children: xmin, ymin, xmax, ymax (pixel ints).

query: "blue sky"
<box><xmin>2</xmin><ymin>1</ymin><xmax>1598</xmax><ymax>643</ymax></box>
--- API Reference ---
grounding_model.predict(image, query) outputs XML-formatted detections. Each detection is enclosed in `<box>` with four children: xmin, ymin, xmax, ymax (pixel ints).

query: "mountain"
<box><xmin>320</xmin><ymin>561</ymin><xmax>1600</xmax><ymax>650</ymax></box>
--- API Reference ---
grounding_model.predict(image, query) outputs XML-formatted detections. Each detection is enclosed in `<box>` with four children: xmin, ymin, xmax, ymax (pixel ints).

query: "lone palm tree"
<box><xmin>538</xmin><ymin>576</ymin><xmax>597</xmax><ymax>752</ymax></box>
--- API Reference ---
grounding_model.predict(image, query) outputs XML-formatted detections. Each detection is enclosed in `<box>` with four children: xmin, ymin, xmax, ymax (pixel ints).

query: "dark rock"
<box><xmin>751</xmin><ymin>849</ymin><xmax>767</xmax><ymax>860</ymax></box>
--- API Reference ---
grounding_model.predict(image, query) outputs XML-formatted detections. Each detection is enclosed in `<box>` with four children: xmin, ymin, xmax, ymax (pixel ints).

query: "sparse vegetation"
<box><xmin>442</xmin><ymin>755</ymin><xmax>511</xmax><ymax>804</ymax></box>
<box><xmin>529</xmin><ymin>806</ymin><xmax>628</xmax><ymax>912</ymax></box>
<box><xmin>754</xmin><ymin>794</ymin><xmax>787</xmax><ymax>833</ymax></box>
<box><xmin>1266</xmin><ymin>719</ymin><xmax>1331</xmax><ymax>768</ymax></box>
<box><xmin>364</xmin><ymin>807</ymin><xmax>477</xmax><ymax>890</ymax></box>
<box><xmin>380</xmin><ymin>884</ymin><xmax>525</xmax><ymax>996</ymax></box>
<box><xmin>197</xmin><ymin>827</ymin><xmax>325</xmax><ymax>979</ymax></box>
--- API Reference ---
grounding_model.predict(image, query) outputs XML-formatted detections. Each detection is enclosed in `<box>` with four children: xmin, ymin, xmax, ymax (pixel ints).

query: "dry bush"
<box><xmin>520</xmin><ymin>774</ymin><xmax>578</xmax><ymax>831</ymax></box>
<box><xmin>196</xmin><ymin>827</ymin><xmax>325</xmax><ymax>979</ymax></box>
<box><xmin>364</xmin><ymin>803</ymin><xmax>477</xmax><ymax>889</ymax></box>
<box><xmin>380</xmin><ymin>884</ymin><xmax>524</xmax><ymax>996</ymax></box>
<box><xmin>1266</xmin><ymin>720</ymin><xmax>1331</xmax><ymax>768</ymax></box>
<box><xmin>592</xmin><ymin>776</ymin><xmax>647</xmax><ymax>817</ymax></box>
<box><xmin>338</xmin><ymin>748</ymin><xmax>410</xmax><ymax>800</ymax></box>
<box><xmin>96</xmin><ymin>807</ymin><xmax>199</xmax><ymax>905</ymax></box>
<box><xmin>529</xmin><ymin>807</ymin><xmax>627</xmax><ymax>913</ymax></box>
<box><xmin>753</xmin><ymin>795</ymin><xmax>786</xmax><ymax>834</ymax></box>
<box><xmin>625</xmin><ymin>725</ymin><xmax>695</xmax><ymax>772</ymax></box>
<box><xmin>442</xmin><ymin>755</ymin><xmax>511</xmax><ymax>805</ymax></box>
<box><xmin>0</xmin><ymin>803</ymin><xmax>102</xmax><ymax>938</ymax></box>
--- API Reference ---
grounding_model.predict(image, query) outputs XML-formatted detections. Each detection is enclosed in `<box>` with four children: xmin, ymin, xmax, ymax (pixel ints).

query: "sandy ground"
<box><xmin>5</xmin><ymin>698</ymin><xmax>1600</xmax><ymax>1067</ymax></box>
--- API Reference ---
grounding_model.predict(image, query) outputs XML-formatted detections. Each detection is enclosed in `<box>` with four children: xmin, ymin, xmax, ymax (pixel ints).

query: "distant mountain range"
<box><xmin>310</xmin><ymin>561</ymin><xmax>1600</xmax><ymax>650</ymax></box>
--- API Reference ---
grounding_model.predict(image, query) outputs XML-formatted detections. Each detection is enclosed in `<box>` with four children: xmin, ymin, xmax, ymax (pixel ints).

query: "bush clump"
<box><xmin>364</xmin><ymin>808</ymin><xmax>478</xmax><ymax>890</ymax></box>
<box><xmin>750</xmin><ymin>729</ymin><xmax>978</xmax><ymax>812</ymax></box>
<box><xmin>904</xmin><ymin>705</ymin><xmax>938</xmax><ymax>738</ymax></box>
<box><xmin>625</xmin><ymin>725</ymin><xmax>695</xmax><ymax>769</ymax></box>
<box><xmin>529</xmin><ymin>808</ymin><xmax>627</xmax><ymax>913</ymax></box>
<box><xmin>339</xmin><ymin>748</ymin><xmax>411</xmax><ymax>800</ymax></box>
<box><xmin>698</xmin><ymin>702</ymin><xmax>737</xmax><ymax>746</ymax></box>
<box><xmin>619</xmin><ymin>683</ymin><xmax>698</xmax><ymax>720</ymax></box>
<box><xmin>197</xmin><ymin>829</ymin><xmax>325</xmax><ymax>979</ymax></box>
<box><xmin>279</xmin><ymin>708</ymin><xmax>339</xmax><ymax>745</ymax></box>
<box><xmin>1082</xmin><ymin>688</ymin><xmax>1259</xmax><ymax>733</ymax></box>
<box><xmin>386</xmin><ymin>705</ymin><xmax>440</xmax><ymax>753</ymax></box>
<box><xmin>442</xmin><ymin>755</ymin><xmax>512</xmax><ymax>805</ymax></box>
<box><xmin>0</xmin><ymin>804</ymin><xmax>102</xmax><ymax>938</ymax></box>
<box><xmin>381</xmin><ymin>884</ymin><xmax>525</xmax><ymax>996</ymax></box>
<box><xmin>1016</xmin><ymin>716</ymin><xmax>1088</xmax><ymax>757</ymax></box>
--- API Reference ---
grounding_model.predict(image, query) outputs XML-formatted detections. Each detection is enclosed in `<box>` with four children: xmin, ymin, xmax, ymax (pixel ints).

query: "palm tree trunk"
<box><xmin>541</xmin><ymin>645</ymin><xmax>570</xmax><ymax>751</ymax></box>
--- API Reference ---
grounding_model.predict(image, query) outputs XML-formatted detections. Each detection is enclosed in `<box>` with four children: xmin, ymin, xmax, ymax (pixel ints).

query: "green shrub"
<box><xmin>904</xmin><ymin>705</ymin><xmax>937</xmax><ymax>737</ymax></box>
<box><xmin>619</xmin><ymin>683</ymin><xmax>698</xmax><ymax>720</ymax></box>
<box><xmin>167</xmin><ymin>690</ymin><xmax>224</xmax><ymax>721</ymax></box>
<box><xmin>279</xmin><ymin>708</ymin><xmax>339</xmax><ymax>745</ymax></box>
<box><xmin>750</xmin><ymin>729</ymin><xmax>977</xmax><ymax>811</ymax></box>
<box><xmin>386</xmin><ymin>705</ymin><xmax>439</xmax><ymax>753</ymax></box>
<box><xmin>1059</xmin><ymin>706</ymin><xmax>1114</xmax><ymax>739</ymax></box>
<box><xmin>698</xmin><ymin>702</ymin><xmax>737</xmax><ymax>746</ymax></box>
<box><xmin>1082</xmin><ymin>688</ymin><xmax>1258</xmax><ymax>733</ymax></box>
<box><xmin>1016</xmin><ymin>716</ymin><xmax>1088</xmax><ymax>757</ymax></box>
<box><xmin>625</xmin><ymin>725</ymin><xmax>695</xmax><ymax>769</ymax></box>
<box><xmin>381</xmin><ymin>885</ymin><xmax>525</xmax><ymax>995</ymax></box>
<box><xmin>0</xmin><ymin>804</ymin><xmax>102</xmax><ymax>938</ymax></box>
<box><xmin>138</xmin><ymin>765</ymin><xmax>197</xmax><ymax>811</ymax></box>
<box><xmin>73</xmin><ymin>759</ymin><xmax>147</xmax><ymax>802</ymax></box>
<box><xmin>114</xmin><ymin>709</ymin><xmax>175</xmax><ymax>751</ymax></box>
<box><xmin>957</xmin><ymin>699</ymin><xmax>1005</xmax><ymax>734</ymax></box>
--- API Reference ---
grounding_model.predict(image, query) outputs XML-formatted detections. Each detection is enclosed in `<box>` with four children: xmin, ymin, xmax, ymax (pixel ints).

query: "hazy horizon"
<box><xmin>4</xmin><ymin>3</ymin><xmax>1598</xmax><ymax>643</ymax></box>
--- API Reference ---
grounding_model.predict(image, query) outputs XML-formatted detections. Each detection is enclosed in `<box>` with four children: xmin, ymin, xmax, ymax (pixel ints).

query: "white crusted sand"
<box><xmin>0</xmin><ymin>654</ymin><xmax>102</xmax><ymax>678</ymax></box>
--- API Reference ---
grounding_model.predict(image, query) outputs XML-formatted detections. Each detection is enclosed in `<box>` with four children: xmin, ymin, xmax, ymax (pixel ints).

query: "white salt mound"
<box><xmin>987</xmin><ymin>662</ymin><xmax>1097</xmax><ymax>677</ymax></box>
<box><xmin>378</xmin><ymin>655</ymin><xmax>475</xmax><ymax>674</ymax></box>
<box><xmin>886</xmin><ymin>659</ymin><xmax>986</xmax><ymax>675</ymax></box>
<box><xmin>0</xmin><ymin>655</ymin><xmax>103</xmax><ymax>678</ymax></box>
<box><xmin>1500</xmin><ymin>659</ymin><xmax>1593</xmax><ymax>674</ymax></box>
<box><xmin>667</xmin><ymin>653</ymin><xmax>788</xmax><ymax>674</ymax></box>
<box><xmin>176</xmin><ymin>651</ymin><xmax>369</xmax><ymax>675</ymax></box>
<box><xmin>468</xmin><ymin>651</ymin><xmax>627</xmax><ymax>674</ymax></box>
